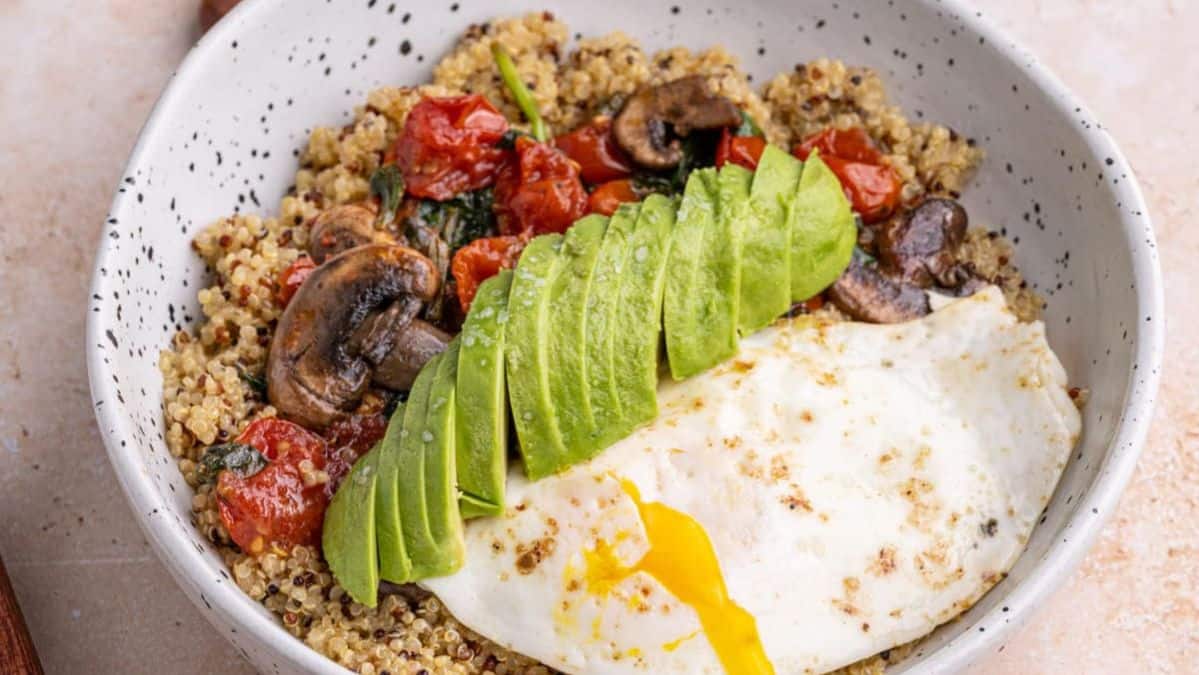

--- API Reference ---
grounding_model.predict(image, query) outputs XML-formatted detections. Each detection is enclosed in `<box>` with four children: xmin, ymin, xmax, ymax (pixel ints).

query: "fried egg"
<box><xmin>423</xmin><ymin>287</ymin><xmax>1080</xmax><ymax>674</ymax></box>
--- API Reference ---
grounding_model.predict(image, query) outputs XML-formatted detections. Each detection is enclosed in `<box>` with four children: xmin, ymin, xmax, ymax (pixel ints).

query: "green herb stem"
<box><xmin>736</xmin><ymin>110</ymin><xmax>764</xmax><ymax>138</ymax></box>
<box><xmin>491</xmin><ymin>42</ymin><xmax>547</xmax><ymax>142</ymax></box>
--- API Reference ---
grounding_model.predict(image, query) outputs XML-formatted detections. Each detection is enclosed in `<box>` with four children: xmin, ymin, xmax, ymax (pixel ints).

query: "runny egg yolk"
<box><xmin>583</xmin><ymin>480</ymin><xmax>775</xmax><ymax>675</ymax></box>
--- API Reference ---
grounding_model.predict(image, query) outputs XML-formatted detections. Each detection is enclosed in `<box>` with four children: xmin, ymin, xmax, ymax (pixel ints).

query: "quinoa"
<box><xmin>159</xmin><ymin>13</ymin><xmax>1041</xmax><ymax>674</ymax></box>
<box><xmin>160</xmin><ymin>212</ymin><xmax>299</xmax><ymax>465</ymax></box>
<box><xmin>225</xmin><ymin>545</ymin><xmax>548</xmax><ymax>674</ymax></box>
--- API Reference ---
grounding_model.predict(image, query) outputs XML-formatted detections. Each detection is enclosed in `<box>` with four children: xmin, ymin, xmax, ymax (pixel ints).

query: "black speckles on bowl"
<box><xmin>86</xmin><ymin>1</ymin><xmax>1163</xmax><ymax>674</ymax></box>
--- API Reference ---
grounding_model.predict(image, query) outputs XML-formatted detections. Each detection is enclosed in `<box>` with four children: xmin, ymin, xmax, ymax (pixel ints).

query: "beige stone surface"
<box><xmin>0</xmin><ymin>1</ymin><xmax>1193</xmax><ymax>673</ymax></box>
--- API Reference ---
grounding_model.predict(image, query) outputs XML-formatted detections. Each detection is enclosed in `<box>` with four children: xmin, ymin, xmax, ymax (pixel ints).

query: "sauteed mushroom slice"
<box><xmin>371</xmin><ymin>319</ymin><xmax>452</xmax><ymax>391</ymax></box>
<box><xmin>612</xmin><ymin>75</ymin><xmax>742</xmax><ymax>169</ymax></box>
<box><xmin>309</xmin><ymin>203</ymin><xmax>396</xmax><ymax>264</ymax></box>
<box><xmin>267</xmin><ymin>244</ymin><xmax>441</xmax><ymax>428</ymax></box>
<box><xmin>828</xmin><ymin>259</ymin><xmax>930</xmax><ymax>324</ymax></box>
<box><xmin>877</xmin><ymin>198</ymin><xmax>969</xmax><ymax>288</ymax></box>
<box><xmin>347</xmin><ymin>297</ymin><xmax>425</xmax><ymax>364</ymax></box>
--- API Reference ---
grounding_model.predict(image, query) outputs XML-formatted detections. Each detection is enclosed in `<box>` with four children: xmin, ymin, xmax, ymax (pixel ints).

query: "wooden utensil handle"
<box><xmin>0</xmin><ymin>555</ymin><xmax>44</xmax><ymax>674</ymax></box>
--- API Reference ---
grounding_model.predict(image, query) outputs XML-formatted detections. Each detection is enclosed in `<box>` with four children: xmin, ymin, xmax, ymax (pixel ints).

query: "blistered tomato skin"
<box><xmin>794</xmin><ymin>127</ymin><xmax>902</xmax><ymax>224</ymax></box>
<box><xmin>451</xmin><ymin>235</ymin><xmax>527</xmax><ymax>311</ymax></box>
<box><xmin>819</xmin><ymin>155</ymin><xmax>902</xmax><ymax>224</ymax></box>
<box><xmin>553</xmin><ymin>118</ymin><xmax>634</xmax><ymax>184</ymax></box>
<box><xmin>794</xmin><ymin>127</ymin><xmax>885</xmax><ymax>164</ymax></box>
<box><xmin>392</xmin><ymin>95</ymin><xmax>511</xmax><ymax>201</ymax></box>
<box><xmin>216</xmin><ymin>418</ymin><xmax>330</xmax><ymax>555</ymax></box>
<box><xmin>494</xmin><ymin>136</ymin><xmax>589</xmax><ymax>236</ymax></box>
<box><xmin>587</xmin><ymin>179</ymin><xmax>639</xmax><ymax>216</ymax></box>
<box><xmin>715</xmin><ymin>128</ymin><xmax>767</xmax><ymax>171</ymax></box>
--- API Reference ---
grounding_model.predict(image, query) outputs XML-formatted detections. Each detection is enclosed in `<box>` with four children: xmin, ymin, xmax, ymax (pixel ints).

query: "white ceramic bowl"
<box><xmin>87</xmin><ymin>0</ymin><xmax>1163</xmax><ymax>672</ymax></box>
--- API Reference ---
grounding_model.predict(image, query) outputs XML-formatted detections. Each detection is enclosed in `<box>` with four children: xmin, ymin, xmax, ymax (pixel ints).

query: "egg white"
<box><xmin>423</xmin><ymin>287</ymin><xmax>1080</xmax><ymax>674</ymax></box>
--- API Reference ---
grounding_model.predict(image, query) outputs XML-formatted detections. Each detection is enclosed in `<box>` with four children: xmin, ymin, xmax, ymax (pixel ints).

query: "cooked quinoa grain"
<box><xmin>225</xmin><ymin>545</ymin><xmax>549</xmax><ymax>674</ymax></box>
<box><xmin>160</xmin><ymin>13</ymin><xmax>1041</xmax><ymax>674</ymax></box>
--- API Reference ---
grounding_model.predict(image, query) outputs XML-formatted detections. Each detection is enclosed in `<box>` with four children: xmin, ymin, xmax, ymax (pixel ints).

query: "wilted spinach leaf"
<box><xmin>369</xmin><ymin>165</ymin><xmax>405</xmax><ymax>226</ymax></box>
<box><xmin>236</xmin><ymin>366</ymin><xmax>267</xmax><ymax>398</ymax></box>
<box><xmin>631</xmin><ymin>172</ymin><xmax>675</xmax><ymax>195</ymax></box>
<box><xmin>629</xmin><ymin>130</ymin><xmax>720</xmax><ymax>197</ymax></box>
<box><xmin>415</xmin><ymin>188</ymin><xmax>498</xmax><ymax>253</ymax></box>
<box><xmin>382</xmin><ymin>390</ymin><xmax>407</xmax><ymax>418</ymax></box>
<box><xmin>197</xmin><ymin>442</ymin><xmax>268</xmax><ymax>484</ymax></box>
<box><xmin>497</xmin><ymin>129</ymin><xmax>531</xmax><ymax>150</ymax></box>
<box><xmin>671</xmin><ymin>133</ymin><xmax>711</xmax><ymax>188</ymax></box>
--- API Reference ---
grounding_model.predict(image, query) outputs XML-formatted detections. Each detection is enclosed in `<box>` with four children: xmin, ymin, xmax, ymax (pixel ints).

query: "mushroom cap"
<box><xmin>612</xmin><ymin>75</ymin><xmax>742</xmax><ymax>170</ymax></box>
<box><xmin>267</xmin><ymin>244</ymin><xmax>441</xmax><ymax>429</ymax></box>
<box><xmin>877</xmin><ymin>198</ymin><xmax>969</xmax><ymax>288</ymax></box>
<box><xmin>828</xmin><ymin>259</ymin><xmax>931</xmax><ymax>324</ymax></box>
<box><xmin>308</xmin><ymin>203</ymin><xmax>395</xmax><ymax>265</ymax></box>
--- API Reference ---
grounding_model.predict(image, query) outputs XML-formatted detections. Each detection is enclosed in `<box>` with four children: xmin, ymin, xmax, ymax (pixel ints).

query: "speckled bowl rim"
<box><xmin>86</xmin><ymin>1</ymin><xmax>1164</xmax><ymax>672</ymax></box>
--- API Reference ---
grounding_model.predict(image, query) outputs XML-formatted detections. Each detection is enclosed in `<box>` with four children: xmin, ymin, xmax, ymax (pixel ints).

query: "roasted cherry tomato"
<box><xmin>553</xmin><ymin>117</ymin><xmax>634</xmax><ymax>184</ymax></box>
<box><xmin>216</xmin><ymin>418</ymin><xmax>330</xmax><ymax>554</ymax></box>
<box><xmin>818</xmin><ymin>155</ymin><xmax>902</xmax><ymax>224</ymax></box>
<box><xmin>391</xmin><ymin>95</ymin><xmax>511</xmax><ymax>201</ymax></box>
<box><xmin>794</xmin><ymin>126</ymin><xmax>885</xmax><ymax>164</ymax></box>
<box><xmin>494</xmin><ymin>136</ymin><xmax>589</xmax><ymax>236</ymax></box>
<box><xmin>794</xmin><ymin>127</ymin><xmax>902</xmax><ymax>224</ymax></box>
<box><xmin>322</xmin><ymin>412</ymin><xmax>389</xmax><ymax>494</ymax></box>
<box><xmin>587</xmin><ymin>179</ymin><xmax>639</xmax><ymax>216</ymax></box>
<box><xmin>276</xmin><ymin>256</ymin><xmax>316</xmax><ymax>307</ymax></box>
<box><xmin>715</xmin><ymin>128</ymin><xmax>767</xmax><ymax>171</ymax></box>
<box><xmin>451</xmin><ymin>234</ymin><xmax>528</xmax><ymax>311</ymax></box>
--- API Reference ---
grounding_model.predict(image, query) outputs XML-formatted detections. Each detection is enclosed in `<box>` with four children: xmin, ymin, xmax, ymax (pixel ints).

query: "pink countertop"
<box><xmin>0</xmin><ymin>1</ymin><xmax>1194</xmax><ymax>672</ymax></box>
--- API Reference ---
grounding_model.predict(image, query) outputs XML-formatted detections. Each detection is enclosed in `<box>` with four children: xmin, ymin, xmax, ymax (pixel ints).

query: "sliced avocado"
<box><xmin>455</xmin><ymin>270</ymin><xmax>513</xmax><ymax>519</ymax></box>
<box><xmin>585</xmin><ymin>203</ymin><xmax>640</xmax><ymax>448</ymax></box>
<box><xmin>708</xmin><ymin>162</ymin><xmax>751</xmax><ymax>343</ymax></box>
<box><xmin>323</xmin><ymin>441</ymin><xmax>382</xmax><ymax>606</ymax></box>
<box><xmin>394</xmin><ymin>344</ymin><xmax>465</xmax><ymax>581</ymax></box>
<box><xmin>546</xmin><ymin>215</ymin><xmax>608</xmax><ymax>460</ymax></box>
<box><xmin>663</xmin><ymin>165</ymin><xmax>745</xmax><ymax>379</ymax></box>
<box><xmin>739</xmin><ymin>145</ymin><xmax>802</xmax><ymax>333</ymax></box>
<box><xmin>789</xmin><ymin>150</ymin><xmax>857</xmax><ymax>301</ymax></box>
<box><xmin>374</xmin><ymin>401</ymin><xmax>411</xmax><ymax>583</ymax></box>
<box><xmin>612</xmin><ymin>193</ymin><xmax>677</xmax><ymax>431</ymax></box>
<box><xmin>505</xmin><ymin>233</ymin><xmax>569</xmax><ymax>480</ymax></box>
<box><xmin>663</xmin><ymin>168</ymin><xmax>719</xmax><ymax>380</ymax></box>
<box><xmin>390</xmin><ymin>356</ymin><xmax>438</xmax><ymax>582</ymax></box>
<box><xmin>415</xmin><ymin>339</ymin><xmax>465</xmax><ymax>578</ymax></box>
